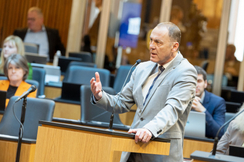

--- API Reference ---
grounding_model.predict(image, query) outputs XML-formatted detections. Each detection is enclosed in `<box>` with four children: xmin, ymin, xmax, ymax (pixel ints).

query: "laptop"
<box><xmin>25</xmin><ymin>53</ymin><xmax>48</xmax><ymax>64</ymax></box>
<box><xmin>0</xmin><ymin>90</ymin><xmax>7</xmax><ymax>111</ymax></box>
<box><xmin>229</xmin><ymin>144</ymin><xmax>244</xmax><ymax>158</ymax></box>
<box><xmin>185</xmin><ymin>111</ymin><xmax>206</xmax><ymax>138</ymax></box>
<box><xmin>58</xmin><ymin>56</ymin><xmax>82</xmax><ymax>74</ymax></box>
<box><xmin>31</xmin><ymin>63</ymin><xmax>61</xmax><ymax>84</ymax></box>
<box><xmin>61</xmin><ymin>82</ymin><xmax>82</xmax><ymax>101</ymax></box>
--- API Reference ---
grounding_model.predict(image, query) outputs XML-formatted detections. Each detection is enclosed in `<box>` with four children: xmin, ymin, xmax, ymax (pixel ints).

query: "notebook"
<box><xmin>185</xmin><ymin>111</ymin><xmax>206</xmax><ymax>138</ymax></box>
<box><xmin>61</xmin><ymin>82</ymin><xmax>82</xmax><ymax>101</ymax></box>
<box><xmin>0</xmin><ymin>90</ymin><xmax>7</xmax><ymax>111</ymax></box>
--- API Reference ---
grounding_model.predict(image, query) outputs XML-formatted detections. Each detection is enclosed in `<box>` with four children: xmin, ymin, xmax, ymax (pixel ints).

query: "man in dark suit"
<box><xmin>13</xmin><ymin>7</ymin><xmax>65</xmax><ymax>62</ymax></box>
<box><xmin>192</xmin><ymin>66</ymin><xmax>226</xmax><ymax>138</ymax></box>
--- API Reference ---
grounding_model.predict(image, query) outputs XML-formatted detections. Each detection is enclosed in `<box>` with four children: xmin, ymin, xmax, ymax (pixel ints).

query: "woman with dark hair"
<box><xmin>0</xmin><ymin>54</ymin><xmax>37</xmax><ymax>108</ymax></box>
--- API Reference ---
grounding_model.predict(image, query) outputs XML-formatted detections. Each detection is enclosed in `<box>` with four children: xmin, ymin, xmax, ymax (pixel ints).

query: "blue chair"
<box><xmin>32</xmin><ymin>67</ymin><xmax>46</xmax><ymax>98</ymax></box>
<box><xmin>224</xmin><ymin>112</ymin><xmax>236</xmax><ymax>131</ymax></box>
<box><xmin>80</xmin><ymin>85</ymin><xmax>130</xmax><ymax>130</ymax></box>
<box><xmin>64</xmin><ymin>66</ymin><xmax>110</xmax><ymax>86</ymax></box>
<box><xmin>69</xmin><ymin>52</ymin><xmax>93</xmax><ymax>63</ymax></box>
<box><xmin>63</xmin><ymin>61</ymin><xmax>97</xmax><ymax>82</ymax></box>
<box><xmin>0</xmin><ymin>96</ymin><xmax>55</xmax><ymax>139</ymax></box>
<box><xmin>113</xmin><ymin>65</ymin><xmax>134</xmax><ymax>93</ymax></box>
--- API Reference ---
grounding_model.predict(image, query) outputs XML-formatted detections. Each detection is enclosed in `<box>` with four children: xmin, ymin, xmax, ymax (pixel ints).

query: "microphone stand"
<box><xmin>108</xmin><ymin>60</ymin><xmax>141</xmax><ymax>130</ymax></box>
<box><xmin>15</xmin><ymin>97</ymin><xmax>27</xmax><ymax>162</ymax></box>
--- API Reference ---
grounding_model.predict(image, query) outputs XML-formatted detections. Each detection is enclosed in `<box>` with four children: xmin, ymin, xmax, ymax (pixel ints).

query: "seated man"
<box><xmin>13</xmin><ymin>7</ymin><xmax>65</xmax><ymax>62</ymax></box>
<box><xmin>192</xmin><ymin>66</ymin><xmax>226</xmax><ymax>138</ymax></box>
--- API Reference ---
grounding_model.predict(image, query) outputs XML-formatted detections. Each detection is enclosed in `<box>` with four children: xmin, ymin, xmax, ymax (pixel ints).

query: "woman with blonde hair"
<box><xmin>0</xmin><ymin>35</ymin><xmax>32</xmax><ymax>79</ymax></box>
<box><xmin>216</xmin><ymin>104</ymin><xmax>244</xmax><ymax>154</ymax></box>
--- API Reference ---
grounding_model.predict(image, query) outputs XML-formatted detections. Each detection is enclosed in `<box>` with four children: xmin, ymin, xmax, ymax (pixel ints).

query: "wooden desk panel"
<box><xmin>44</xmin><ymin>86</ymin><xmax>61</xmax><ymax>99</ymax></box>
<box><xmin>0</xmin><ymin>139</ymin><xmax>35</xmax><ymax>162</ymax></box>
<box><xmin>53</xmin><ymin>102</ymin><xmax>80</xmax><ymax>120</ymax></box>
<box><xmin>183</xmin><ymin>138</ymin><xmax>213</xmax><ymax>158</ymax></box>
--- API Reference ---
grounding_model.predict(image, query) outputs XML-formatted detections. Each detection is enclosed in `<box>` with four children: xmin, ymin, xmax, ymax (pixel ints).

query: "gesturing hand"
<box><xmin>90</xmin><ymin>72</ymin><xmax>103</xmax><ymax>101</ymax></box>
<box><xmin>128</xmin><ymin>128</ymin><xmax>152</xmax><ymax>143</ymax></box>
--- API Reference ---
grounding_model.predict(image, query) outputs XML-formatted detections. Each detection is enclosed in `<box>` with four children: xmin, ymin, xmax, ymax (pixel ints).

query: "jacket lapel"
<box><xmin>142</xmin><ymin>53</ymin><xmax>184</xmax><ymax>110</ymax></box>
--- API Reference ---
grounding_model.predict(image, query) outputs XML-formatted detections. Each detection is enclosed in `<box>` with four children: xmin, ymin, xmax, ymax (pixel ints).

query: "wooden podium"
<box><xmin>34</xmin><ymin>121</ymin><xmax>171</xmax><ymax>162</ymax></box>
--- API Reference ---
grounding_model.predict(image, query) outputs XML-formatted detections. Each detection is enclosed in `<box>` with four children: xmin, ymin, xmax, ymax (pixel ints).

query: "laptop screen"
<box><xmin>185</xmin><ymin>111</ymin><xmax>206</xmax><ymax>138</ymax></box>
<box><xmin>229</xmin><ymin>145</ymin><xmax>244</xmax><ymax>158</ymax></box>
<box><xmin>61</xmin><ymin>82</ymin><xmax>81</xmax><ymax>101</ymax></box>
<box><xmin>0</xmin><ymin>90</ymin><xmax>7</xmax><ymax>111</ymax></box>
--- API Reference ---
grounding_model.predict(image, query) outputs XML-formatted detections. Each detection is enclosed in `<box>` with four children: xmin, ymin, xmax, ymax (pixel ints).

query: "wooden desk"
<box><xmin>45</xmin><ymin>86</ymin><xmax>61</xmax><ymax>99</ymax></box>
<box><xmin>34</xmin><ymin>121</ymin><xmax>170</xmax><ymax>162</ymax></box>
<box><xmin>53</xmin><ymin>101</ymin><xmax>81</xmax><ymax>120</ymax></box>
<box><xmin>0</xmin><ymin>135</ymin><xmax>36</xmax><ymax>162</ymax></box>
<box><xmin>183</xmin><ymin>137</ymin><xmax>214</xmax><ymax>158</ymax></box>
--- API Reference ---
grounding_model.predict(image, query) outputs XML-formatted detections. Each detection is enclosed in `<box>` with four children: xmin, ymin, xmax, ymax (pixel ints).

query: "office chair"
<box><xmin>32</xmin><ymin>67</ymin><xmax>46</xmax><ymax>98</ymax></box>
<box><xmin>69</xmin><ymin>51</ymin><xmax>93</xmax><ymax>63</ymax></box>
<box><xmin>224</xmin><ymin>112</ymin><xmax>236</xmax><ymax>132</ymax></box>
<box><xmin>113</xmin><ymin>65</ymin><xmax>134</xmax><ymax>93</ymax></box>
<box><xmin>80</xmin><ymin>85</ymin><xmax>130</xmax><ymax>130</ymax></box>
<box><xmin>24</xmin><ymin>42</ymin><xmax>39</xmax><ymax>54</ymax></box>
<box><xmin>0</xmin><ymin>96</ymin><xmax>55</xmax><ymax>139</ymax></box>
<box><xmin>63</xmin><ymin>61</ymin><xmax>97</xmax><ymax>82</ymax></box>
<box><xmin>64</xmin><ymin>66</ymin><xmax>110</xmax><ymax>86</ymax></box>
<box><xmin>0</xmin><ymin>77</ymin><xmax>39</xmax><ymax>98</ymax></box>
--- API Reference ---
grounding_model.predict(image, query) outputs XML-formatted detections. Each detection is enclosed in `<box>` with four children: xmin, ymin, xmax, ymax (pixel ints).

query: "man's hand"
<box><xmin>192</xmin><ymin>96</ymin><xmax>206</xmax><ymax>112</ymax></box>
<box><xmin>128</xmin><ymin>128</ymin><xmax>152</xmax><ymax>143</ymax></box>
<box><xmin>90</xmin><ymin>72</ymin><xmax>103</xmax><ymax>101</ymax></box>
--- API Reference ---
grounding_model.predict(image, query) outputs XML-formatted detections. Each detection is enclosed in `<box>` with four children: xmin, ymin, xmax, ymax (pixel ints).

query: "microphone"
<box><xmin>15</xmin><ymin>85</ymin><xmax>36</xmax><ymax>102</ymax></box>
<box><xmin>108</xmin><ymin>59</ymin><xmax>141</xmax><ymax>130</ymax></box>
<box><xmin>211</xmin><ymin>108</ymin><xmax>244</xmax><ymax>157</ymax></box>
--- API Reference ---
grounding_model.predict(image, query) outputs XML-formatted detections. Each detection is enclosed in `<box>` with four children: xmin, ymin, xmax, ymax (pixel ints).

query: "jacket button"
<box><xmin>140</xmin><ymin>118</ymin><xmax>144</xmax><ymax>121</ymax></box>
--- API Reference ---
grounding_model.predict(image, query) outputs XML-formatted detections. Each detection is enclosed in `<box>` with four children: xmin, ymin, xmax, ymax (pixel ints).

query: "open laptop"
<box><xmin>184</xmin><ymin>111</ymin><xmax>206</xmax><ymax>138</ymax></box>
<box><xmin>25</xmin><ymin>53</ymin><xmax>48</xmax><ymax>64</ymax></box>
<box><xmin>0</xmin><ymin>90</ymin><xmax>7</xmax><ymax>111</ymax></box>
<box><xmin>61</xmin><ymin>82</ymin><xmax>81</xmax><ymax>101</ymax></box>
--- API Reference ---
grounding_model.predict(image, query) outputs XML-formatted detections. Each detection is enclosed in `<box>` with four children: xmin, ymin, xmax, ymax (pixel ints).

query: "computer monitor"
<box><xmin>58</xmin><ymin>56</ymin><xmax>82</xmax><ymax>74</ymax></box>
<box><xmin>25</xmin><ymin>53</ymin><xmax>48</xmax><ymax>64</ymax></box>
<box><xmin>0</xmin><ymin>90</ymin><xmax>7</xmax><ymax>111</ymax></box>
<box><xmin>61</xmin><ymin>82</ymin><xmax>81</xmax><ymax>101</ymax></box>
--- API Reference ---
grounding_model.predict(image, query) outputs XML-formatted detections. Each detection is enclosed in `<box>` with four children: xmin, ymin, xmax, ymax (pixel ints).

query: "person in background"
<box><xmin>192</xmin><ymin>66</ymin><xmax>226</xmax><ymax>138</ymax></box>
<box><xmin>0</xmin><ymin>54</ymin><xmax>37</xmax><ymax>108</ymax></box>
<box><xmin>90</xmin><ymin>22</ymin><xmax>197</xmax><ymax>162</ymax></box>
<box><xmin>216</xmin><ymin>104</ymin><xmax>244</xmax><ymax>155</ymax></box>
<box><xmin>0</xmin><ymin>35</ymin><xmax>33</xmax><ymax>79</ymax></box>
<box><xmin>13</xmin><ymin>7</ymin><xmax>65</xmax><ymax>62</ymax></box>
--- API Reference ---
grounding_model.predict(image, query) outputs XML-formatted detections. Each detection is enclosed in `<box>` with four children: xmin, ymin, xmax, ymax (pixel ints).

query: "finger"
<box><xmin>138</xmin><ymin>130</ymin><xmax>144</xmax><ymax>142</ymax></box>
<box><xmin>134</xmin><ymin>131</ymin><xmax>141</xmax><ymax>143</ymax></box>
<box><xmin>95</xmin><ymin>72</ymin><xmax>100</xmax><ymax>83</ymax></box>
<box><xmin>128</xmin><ymin>129</ymin><xmax>137</xmax><ymax>134</ymax></box>
<box><xmin>90</xmin><ymin>77</ymin><xmax>95</xmax><ymax>84</ymax></box>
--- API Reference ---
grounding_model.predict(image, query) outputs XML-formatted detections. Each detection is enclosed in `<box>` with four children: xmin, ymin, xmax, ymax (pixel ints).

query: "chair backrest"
<box><xmin>207</xmin><ymin>74</ymin><xmax>228</xmax><ymax>87</ymax></box>
<box><xmin>0</xmin><ymin>77</ymin><xmax>38</xmax><ymax>98</ymax></box>
<box><xmin>225</xmin><ymin>112</ymin><xmax>236</xmax><ymax>131</ymax></box>
<box><xmin>201</xmin><ymin>60</ymin><xmax>209</xmax><ymax>71</ymax></box>
<box><xmin>69</xmin><ymin>52</ymin><xmax>93</xmax><ymax>63</ymax></box>
<box><xmin>0</xmin><ymin>96</ymin><xmax>55</xmax><ymax>139</ymax></box>
<box><xmin>80</xmin><ymin>85</ymin><xmax>129</xmax><ymax>129</ymax></box>
<box><xmin>32</xmin><ymin>67</ymin><xmax>46</xmax><ymax>98</ymax></box>
<box><xmin>113</xmin><ymin>65</ymin><xmax>134</xmax><ymax>93</ymax></box>
<box><xmin>24</xmin><ymin>42</ymin><xmax>39</xmax><ymax>53</ymax></box>
<box><xmin>65</xmin><ymin>66</ymin><xmax>110</xmax><ymax>86</ymax></box>
<box><xmin>63</xmin><ymin>61</ymin><xmax>97</xmax><ymax>82</ymax></box>
<box><xmin>230</xmin><ymin>90</ymin><xmax>244</xmax><ymax>104</ymax></box>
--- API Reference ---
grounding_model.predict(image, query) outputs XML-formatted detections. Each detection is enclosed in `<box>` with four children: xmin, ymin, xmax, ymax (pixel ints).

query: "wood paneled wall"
<box><xmin>0</xmin><ymin>0</ymin><xmax>72</xmax><ymax>48</ymax></box>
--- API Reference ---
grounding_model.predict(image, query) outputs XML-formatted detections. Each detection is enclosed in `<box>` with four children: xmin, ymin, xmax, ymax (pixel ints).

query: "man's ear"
<box><xmin>204</xmin><ymin>80</ymin><xmax>208</xmax><ymax>89</ymax></box>
<box><xmin>171</xmin><ymin>42</ymin><xmax>179</xmax><ymax>52</ymax></box>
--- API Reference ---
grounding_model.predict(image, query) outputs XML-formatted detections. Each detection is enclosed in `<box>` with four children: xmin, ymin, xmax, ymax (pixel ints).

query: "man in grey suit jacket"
<box><xmin>90</xmin><ymin>22</ymin><xmax>197</xmax><ymax>162</ymax></box>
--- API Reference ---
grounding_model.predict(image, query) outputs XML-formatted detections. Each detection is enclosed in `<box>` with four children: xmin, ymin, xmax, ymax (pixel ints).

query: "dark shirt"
<box><xmin>7</xmin><ymin>85</ymin><xmax>18</xmax><ymax>99</ymax></box>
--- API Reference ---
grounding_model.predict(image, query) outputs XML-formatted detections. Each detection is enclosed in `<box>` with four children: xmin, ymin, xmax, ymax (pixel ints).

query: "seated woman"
<box><xmin>216</xmin><ymin>104</ymin><xmax>244</xmax><ymax>155</ymax></box>
<box><xmin>0</xmin><ymin>54</ymin><xmax>37</xmax><ymax>108</ymax></box>
<box><xmin>0</xmin><ymin>35</ymin><xmax>33</xmax><ymax>79</ymax></box>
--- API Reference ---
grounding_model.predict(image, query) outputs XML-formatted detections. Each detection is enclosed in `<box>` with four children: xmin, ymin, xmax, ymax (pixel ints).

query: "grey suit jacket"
<box><xmin>95</xmin><ymin>53</ymin><xmax>197</xmax><ymax>162</ymax></box>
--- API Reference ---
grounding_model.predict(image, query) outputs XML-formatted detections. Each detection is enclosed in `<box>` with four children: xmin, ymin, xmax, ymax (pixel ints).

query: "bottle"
<box><xmin>53</xmin><ymin>50</ymin><xmax>61</xmax><ymax>66</ymax></box>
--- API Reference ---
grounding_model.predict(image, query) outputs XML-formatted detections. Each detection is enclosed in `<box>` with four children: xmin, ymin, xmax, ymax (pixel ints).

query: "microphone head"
<box><xmin>136</xmin><ymin>59</ymin><xmax>141</xmax><ymax>65</ymax></box>
<box><xmin>30</xmin><ymin>85</ymin><xmax>37</xmax><ymax>93</ymax></box>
